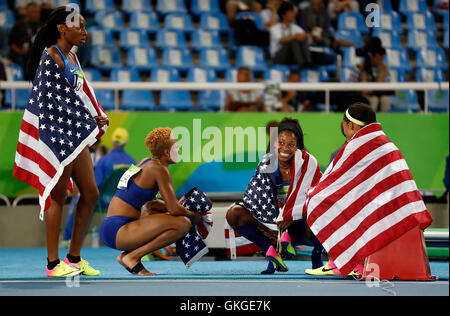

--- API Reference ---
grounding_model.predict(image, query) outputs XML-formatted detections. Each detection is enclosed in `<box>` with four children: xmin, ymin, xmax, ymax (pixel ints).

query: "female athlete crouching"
<box><xmin>100</xmin><ymin>127</ymin><xmax>202</xmax><ymax>276</ymax></box>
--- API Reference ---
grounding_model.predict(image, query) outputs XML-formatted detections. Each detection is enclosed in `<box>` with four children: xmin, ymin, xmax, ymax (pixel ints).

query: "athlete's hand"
<box><xmin>190</xmin><ymin>213</ymin><xmax>203</xmax><ymax>226</ymax></box>
<box><xmin>94</xmin><ymin>116</ymin><xmax>109</xmax><ymax>129</ymax></box>
<box><xmin>277</xmin><ymin>220</ymin><xmax>293</xmax><ymax>230</ymax></box>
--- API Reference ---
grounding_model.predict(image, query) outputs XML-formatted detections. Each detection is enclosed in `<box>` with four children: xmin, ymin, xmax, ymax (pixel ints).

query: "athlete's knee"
<box><xmin>175</xmin><ymin>216</ymin><xmax>192</xmax><ymax>235</ymax></box>
<box><xmin>80</xmin><ymin>186</ymin><xmax>99</xmax><ymax>205</ymax></box>
<box><xmin>226</xmin><ymin>205</ymin><xmax>248</xmax><ymax>228</ymax></box>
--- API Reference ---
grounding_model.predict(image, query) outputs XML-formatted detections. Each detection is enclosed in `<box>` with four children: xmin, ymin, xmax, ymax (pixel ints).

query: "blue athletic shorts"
<box><xmin>100</xmin><ymin>216</ymin><xmax>136</xmax><ymax>249</ymax></box>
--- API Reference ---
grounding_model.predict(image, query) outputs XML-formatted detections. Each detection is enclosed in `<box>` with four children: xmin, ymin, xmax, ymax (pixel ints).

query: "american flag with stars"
<box><xmin>13</xmin><ymin>49</ymin><xmax>108</xmax><ymax>220</ymax></box>
<box><xmin>176</xmin><ymin>187</ymin><xmax>213</xmax><ymax>268</ymax></box>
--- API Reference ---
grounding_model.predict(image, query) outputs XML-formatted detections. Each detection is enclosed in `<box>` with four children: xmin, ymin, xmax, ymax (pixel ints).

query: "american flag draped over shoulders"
<box><xmin>176</xmin><ymin>187</ymin><xmax>213</xmax><ymax>268</ymax></box>
<box><xmin>13</xmin><ymin>49</ymin><xmax>108</xmax><ymax>220</ymax></box>
<box><xmin>305</xmin><ymin>123</ymin><xmax>433</xmax><ymax>276</ymax></box>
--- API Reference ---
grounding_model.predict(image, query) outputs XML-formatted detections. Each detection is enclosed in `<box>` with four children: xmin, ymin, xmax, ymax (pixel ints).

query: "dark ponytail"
<box><xmin>25</xmin><ymin>6</ymin><xmax>76</xmax><ymax>81</ymax></box>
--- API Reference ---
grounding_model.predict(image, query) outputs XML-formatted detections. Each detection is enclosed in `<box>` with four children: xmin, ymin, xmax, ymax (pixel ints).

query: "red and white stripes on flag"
<box><xmin>278</xmin><ymin>150</ymin><xmax>322</xmax><ymax>222</ymax></box>
<box><xmin>224</xmin><ymin>220</ymin><xmax>262</xmax><ymax>259</ymax></box>
<box><xmin>305</xmin><ymin>123</ymin><xmax>433</xmax><ymax>276</ymax></box>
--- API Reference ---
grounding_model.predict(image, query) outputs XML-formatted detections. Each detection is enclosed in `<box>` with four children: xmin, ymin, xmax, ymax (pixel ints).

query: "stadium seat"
<box><xmin>156</xmin><ymin>29</ymin><xmax>187</xmax><ymax>49</ymax></box>
<box><xmin>0</xmin><ymin>9</ymin><xmax>14</xmax><ymax>31</ymax></box>
<box><xmin>340</xmin><ymin>67</ymin><xmax>357</xmax><ymax>82</ymax></box>
<box><xmin>83</xmin><ymin>68</ymin><xmax>115</xmax><ymax>110</ymax></box>
<box><xmin>388</xmin><ymin>69</ymin><xmax>407</xmax><ymax>82</ymax></box>
<box><xmin>4</xmin><ymin>64</ymin><xmax>30</xmax><ymax>110</ymax></box>
<box><xmin>151</xmin><ymin>68</ymin><xmax>193</xmax><ymax>111</ymax></box>
<box><xmin>156</xmin><ymin>0</ymin><xmax>187</xmax><ymax>14</ymax></box>
<box><xmin>416</xmin><ymin>47</ymin><xmax>448</xmax><ymax>70</ymax></box>
<box><xmin>94</xmin><ymin>10</ymin><xmax>124</xmax><ymax>32</ymax></box>
<box><xmin>191</xmin><ymin>29</ymin><xmax>222</xmax><ymax>51</ymax></box>
<box><xmin>126</xmin><ymin>46</ymin><xmax>157</xmax><ymax>71</ymax></box>
<box><xmin>119</xmin><ymin>29</ymin><xmax>150</xmax><ymax>48</ymax></box>
<box><xmin>187</xmin><ymin>67</ymin><xmax>221</xmax><ymax>111</ymax></box>
<box><xmin>340</xmin><ymin>47</ymin><xmax>364</xmax><ymax>68</ymax></box>
<box><xmin>300</xmin><ymin>68</ymin><xmax>329</xmax><ymax>83</ymax></box>
<box><xmin>235</xmin><ymin>11</ymin><xmax>264</xmax><ymax>30</ymax></box>
<box><xmin>399</xmin><ymin>0</ymin><xmax>427</xmax><ymax>15</ymax></box>
<box><xmin>91</xmin><ymin>46</ymin><xmax>122</xmax><ymax>70</ymax></box>
<box><xmin>0</xmin><ymin>0</ymin><xmax>8</xmax><ymax>10</ymax></box>
<box><xmin>427</xmin><ymin>89</ymin><xmax>449</xmax><ymax>112</ymax></box>
<box><xmin>111</xmin><ymin>68</ymin><xmax>156</xmax><ymax>111</ymax></box>
<box><xmin>337</xmin><ymin>12</ymin><xmax>369</xmax><ymax>34</ymax></box>
<box><xmin>121</xmin><ymin>0</ymin><xmax>152</xmax><ymax>14</ymax></box>
<box><xmin>415</xmin><ymin>68</ymin><xmax>446</xmax><ymax>82</ymax></box>
<box><xmin>129</xmin><ymin>11</ymin><xmax>159</xmax><ymax>33</ymax></box>
<box><xmin>379</xmin><ymin>11</ymin><xmax>402</xmax><ymax>32</ymax></box>
<box><xmin>444</xmin><ymin>29</ymin><xmax>449</xmax><ymax>51</ymax></box>
<box><xmin>190</xmin><ymin>0</ymin><xmax>220</xmax><ymax>16</ymax></box>
<box><xmin>199</xmin><ymin>12</ymin><xmax>229</xmax><ymax>32</ymax></box>
<box><xmin>54</xmin><ymin>0</ymin><xmax>80</xmax><ymax>7</ymax></box>
<box><xmin>407</xmin><ymin>30</ymin><xmax>438</xmax><ymax>51</ymax></box>
<box><xmin>385</xmin><ymin>47</ymin><xmax>412</xmax><ymax>71</ymax></box>
<box><xmin>389</xmin><ymin>90</ymin><xmax>421</xmax><ymax>113</ymax></box>
<box><xmin>87</xmin><ymin>27</ymin><xmax>115</xmax><ymax>48</ymax></box>
<box><xmin>405</xmin><ymin>11</ymin><xmax>436</xmax><ymax>31</ymax></box>
<box><xmin>198</xmin><ymin>48</ymin><xmax>230</xmax><ymax>72</ymax></box>
<box><xmin>372</xmin><ymin>29</ymin><xmax>402</xmax><ymax>49</ymax></box>
<box><xmin>164</xmin><ymin>13</ymin><xmax>194</xmax><ymax>33</ymax></box>
<box><xmin>162</xmin><ymin>48</ymin><xmax>193</xmax><ymax>71</ymax></box>
<box><xmin>264</xmin><ymin>65</ymin><xmax>290</xmax><ymax>82</ymax></box>
<box><xmin>85</xmin><ymin>0</ymin><xmax>114</xmax><ymax>13</ymax></box>
<box><xmin>236</xmin><ymin>46</ymin><xmax>267</xmax><ymax>72</ymax></box>
<box><xmin>380</xmin><ymin>0</ymin><xmax>393</xmax><ymax>12</ymax></box>
<box><xmin>335</xmin><ymin>29</ymin><xmax>363</xmax><ymax>47</ymax></box>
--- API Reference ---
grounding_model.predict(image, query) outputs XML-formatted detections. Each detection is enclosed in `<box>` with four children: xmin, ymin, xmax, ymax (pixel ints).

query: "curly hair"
<box><xmin>145</xmin><ymin>127</ymin><xmax>174</xmax><ymax>158</ymax></box>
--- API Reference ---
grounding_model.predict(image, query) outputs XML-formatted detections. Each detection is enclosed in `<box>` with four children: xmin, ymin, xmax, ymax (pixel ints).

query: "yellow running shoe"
<box><xmin>46</xmin><ymin>261</ymin><xmax>81</xmax><ymax>278</ymax></box>
<box><xmin>64</xmin><ymin>258</ymin><xmax>100</xmax><ymax>276</ymax></box>
<box><xmin>305</xmin><ymin>261</ymin><xmax>340</xmax><ymax>276</ymax></box>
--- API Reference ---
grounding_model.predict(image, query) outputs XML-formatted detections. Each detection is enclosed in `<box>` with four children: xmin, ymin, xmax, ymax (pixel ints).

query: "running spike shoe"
<box><xmin>280</xmin><ymin>232</ymin><xmax>296</xmax><ymax>259</ymax></box>
<box><xmin>46</xmin><ymin>261</ymin><xmax>81</xmax><ymax>278</ymax></box>
<box><xmin>64</xmin><ymin>257</ymin><xmax>100</xmax><ymax>276</ymax></box>
<box><xmin>305</xmin><ymin>261</ymin><xmax>340</xmax><ymax>276</ymax></box>
<box><xmin>266</xmin><ymin>246</ymin><xmax>289</xmax><ymax>272</ymax></box>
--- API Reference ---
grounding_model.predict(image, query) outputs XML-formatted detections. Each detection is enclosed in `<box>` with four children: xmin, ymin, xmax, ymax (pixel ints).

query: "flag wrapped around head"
<box><xmin>305</xmin><ymin>123</ymin><xmax>433</xmax><ymax>277</ymax></box>
<box><xmin>176</xmin><ymin>187</ymin><xmax>213</xmax><ymax>268</ymax></box>
<box><xmin>12</xmin><ymin>49</ymin><xmax>108</xmax><ymax>220</ymax></box>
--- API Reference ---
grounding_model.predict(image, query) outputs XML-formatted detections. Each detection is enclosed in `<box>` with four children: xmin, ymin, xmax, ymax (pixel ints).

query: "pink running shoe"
<box><xmin>266</xmin><ymin>246</ymin><xmax>289</xmax><ymax>272</ymax></box>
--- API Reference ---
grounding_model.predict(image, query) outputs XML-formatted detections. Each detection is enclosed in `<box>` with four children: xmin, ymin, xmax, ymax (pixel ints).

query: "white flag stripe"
<box><xmin>334</xmin><ymin>200</ymin><xmax>426</xmax><ymax>268</ymax></box>
<box><xmin>311</xmin><ymin>158</ymin><xmax>410</xmax><ymax>233</ymax></box>
<box><xmin>308</xmin><ymin>142</ymin><xmax>398</xmax><ymax>214</ymax></box>
<box><xmin>18</xmin><ymin>131</ymin><xmax>61</xmax><ymax>169</ymax></box>
<box><xmin>23</xmin><ymin>109</ymin><xmax>39</xmax><ymax>129</ymax></box>
<box><xmin>291</xmin><ymin>155</ymin><xmax>318</xmax><ymax>220</ymax></box>
<box><xmin>14</xmin><ymin>152</ymin><xmax>52</xmax><ymax>185</ymax></box>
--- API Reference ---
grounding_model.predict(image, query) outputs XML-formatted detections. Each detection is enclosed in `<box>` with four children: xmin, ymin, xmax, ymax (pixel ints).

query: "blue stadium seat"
<box><xmin>388</xmin><ymin>69</ymin><xmax>407</xmax><ymax>82</ymax></box>
<box><xmin>119</xmin><ymin>29</ymin><xmax>150</xmax><ymax>48</ymax></box>
<box><xmin>129</xmin><ymin>11</ymin><xmax>159</xmax><ymax>34</ymax></box>
<box><xmin>162</xmin><ymin>48</ymin><xmax>193</xmax><ymax>71</ymax></box>
<box><xmin>4</xmin><ymin>64</ymin><xmax>30</xmax><ymax>110</ymax></box>
<box><xmin>335</xmin><ymin>29</ymin><xmax>363</xmax><ymax>47</ymax></box>
<box><xmin>187</xmin><ymin>67</ymin><xmax>221</xmax><ymax>111</ymax></box>
<box><xmin>427</xmin><ymin>89</ymin><xmax>449</xmax><ymax>112</ymax></box>
<box><xmin>405</xmin><ymin>11</ymin><xmax>436</xmax><ymax>31</ymax></box>
<box><xmin>337</xmin><ymin>12</ymin><xmax>369</xmax><ymax>34</ymax></box>
<box><xmin>164</xmin><ymin>13</ymin><xmax>194</xmax><ymax>33</ymax></box>
<box><xmin>121</xmin><ymin>0</ymin><xmax>152</xmax><ymax>14</ymax></box>
<box><xmin>111</xmin><ymin>68</ymin><xmax>156</xmax><ymax>111</ymax></box>
<box><xmin>399</xmin><ymin>0</ymin><xmax>427</xmax><ymax>15</ymax></box>
<box><xmin>379</xmin><ymin>11</ymin><xmax>402</xmax><ymax>31</ymax></box>
<box><xmin>301</xmin><ymin>68</ymin><xmax>329</xmax><ymax>83</ymax></box>
<box><xmin>83</xmin><ymin>68</ymin><xmax>115</xmax><ymax>110</ymax></box>
<box><xmin>372</xmin><ymin>29</ymin><xmax>402</xmax><ymax>49</ymax></box>
<box><xmin>199</xmin><ymin>12</ymin><xmax>229</xmax><ymax>32</ymax></box>
<box><xmin>264</xmin><ymin>65</ymin><xmax>290</xmax><ymax>82</ymax></box>
<box><xmin>0</xmin><ymin>9</ymin><xmax>14</xmax><ymax>31</ymax></box>
<box><xmin>235</xmin><ymin>11</ymin><xmax>264</xmax><ymax>30</ymax></box>
<box><xmin>380</xmin><ymin>0</ymin><xmax>393</xmax><ymax>12</ymax></box>
<box><xmin>340</xmin><ymin>67</ymin><xmax>357</xmax><ymax>82</ymax></box>
<box><xmin>151</xmin><ymin>68</ymin><xmax>193</xmax><ymax>111</ymax></box>
<box><xmin>385</xmin><ymin>48</ymin><xmax>412</xmax><ymax>71</ymax></box>
<box><xmin>407</xmin><ymin>30</ymin><xmax>438</xmax><ymax>51</ymax></box>
<box><xmin>236</xmin><ymin>46</ymin><xmax>267</xmax><ymax>72</ymax></box>
<box><xmin>126</xmin><ymin>47</ymin><xmax>157</xmax><ymax>71</ymax></box>
<box><xmin>340</xmin><ymin>47</ymin><xmax>364</xmax><ymax>68</ymax></box>
<box><xmin>87</xmin><ymin>27</ymin><xmax>115</xmax><ymax>48</ymax></box>
<box><xmin>416</xmin><ymin>47</ymin><xmax>447</xmax><ymax>70</ymax></box>
<box><xmin>198</xmin><ymin>48</ymin><xmax>230</xmax><ymax>72</ymax></box>
<box><xmin>86</xmin><ymin>0</ymin><xmax>115</xmax><ymax>14</ymax></box>
<box><xmin>389</xmin><ymin>90</ymin><xmax>421</xmax><ymax>113</ymax></box>
<box><xmin>445</xmin><ymin>29</ymin><xmax>449</xmax><ymax>51</ymax></box>
<box><xmin>190</xmin><ymin>0</ymin><xmax>220</xmax><ymax>16</ymax></box>
<box><xmin>415</xmin><ymin>68</ymin><xmax>445</xmax><ymax>82</ymax></box>
<box><xmin>156</xmin><ymin>29</ymin><xmax>187</xmax><ymax>49</ymax></box>
<box><xmin>91</xmin><ymin>46</ymin><xmax>122</xmax><ymax>70</ymax></box>
<box><xmin>444</xmin><ymin>11</ymin><xmax>449</xmax><ymax>30</ymax></box>
<box><xmin>94</xmin><ymin>10</ymin><xmax>124</xmax><ymax>32</ymax></box>
<box><xmin>1</xmin><ymin>0</ymin><xmax>8</xmax><ymax>10</ymax></box>
<box><xmin>191</xmin><ymin>29</ymin><xmax>222</xmax><ymax>51</ymax></box>
<box><xmin>156</xmin><ymin>0</ymin><xmax>187</xmax><ymax>14</ymax></box>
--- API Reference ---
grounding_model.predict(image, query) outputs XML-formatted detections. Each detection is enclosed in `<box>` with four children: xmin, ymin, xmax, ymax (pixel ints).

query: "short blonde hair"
<box><xmin>145</xmin><ymin>127</ymin><xmax>174</xmax><ymax>157</ymax></box>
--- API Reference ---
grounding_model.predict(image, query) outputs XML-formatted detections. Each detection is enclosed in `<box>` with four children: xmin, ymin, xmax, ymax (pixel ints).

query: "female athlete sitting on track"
<box><xmin>100</xmin><ymin>127</ymin><xmax>202</xmax><ymax>276</ymax></box>
<box><xmin>226</xmin><ymin>118</ymin><xmax>325</xmax><ymax>274</ymax></box>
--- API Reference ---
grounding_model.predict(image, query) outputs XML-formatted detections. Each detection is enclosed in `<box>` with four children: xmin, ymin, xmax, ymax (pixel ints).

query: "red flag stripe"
<box><xmin>283</xmin><ymin>152</ymin><xmax>310</xmax><ymax>221</ymax></box>
<box><xmin>16</xmin><ymin>142</ymin><xmax>57</xmax><ymax>178</ymax></box>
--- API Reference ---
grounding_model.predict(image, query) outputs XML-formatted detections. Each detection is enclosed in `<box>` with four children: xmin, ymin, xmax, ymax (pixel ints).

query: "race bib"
<box><xmin>117</xmin><ymin>165</ymin><xmax>142</xmax><ymax>190</ymax></box>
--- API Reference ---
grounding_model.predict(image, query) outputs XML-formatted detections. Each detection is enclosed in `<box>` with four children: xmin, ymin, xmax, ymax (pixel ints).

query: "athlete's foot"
<box><xmin>121</xmin><ymin>252</ymin><xmax>156</xmax><ymax>276</ymax></box>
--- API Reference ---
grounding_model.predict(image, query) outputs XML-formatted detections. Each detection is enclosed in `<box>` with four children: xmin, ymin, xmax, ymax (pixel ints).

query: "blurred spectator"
<box><xmin>0</xmin><ymin>58</ymin><xmax>6</xmax><ymax>107</ymax></box>
<box><xmin>349</xmin><ymin>38</ymin><xmax>392</xmax><ymax>112</ymax></box>
<box><xmin>225</xmin><ymin>67</ymin><xmax>265</xmax><ymax>112</ymax></box>
<box><xmin>227</xmin><ymin>0</ymin><xmax>263</xmax><ymax>25</ymax></box>
<box><xmin>260</xmin><ymin>0</ymin><xmax>282</xmax><ymax>29</ymax></box>
<box><xmin>270</xmin><ymin>1</ymin><xmax>312</xmax><ymax>67</ymax></box>
<box><xmin>280</xmin><ymin>70</ymin><xmax>320</xmax><ymax>112</ymax></box>
<box><xmin>298</xmin><ymin>0</ymin><xmax>333</xmax><ymax>48</ymax></box>
<box><xmin>0</xmin><ymin>27</ymin><xmax>9</xmax><ymax>58</ymax></box>
<box><xmin>327</xmin><ymin>0</ymin><xmax>359</xmax><ymax>27</ymax></box>
<box><xmin>8</xmin><ymin>2</ymin><xmax>42</xmax><ymax>76</ymax></box>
